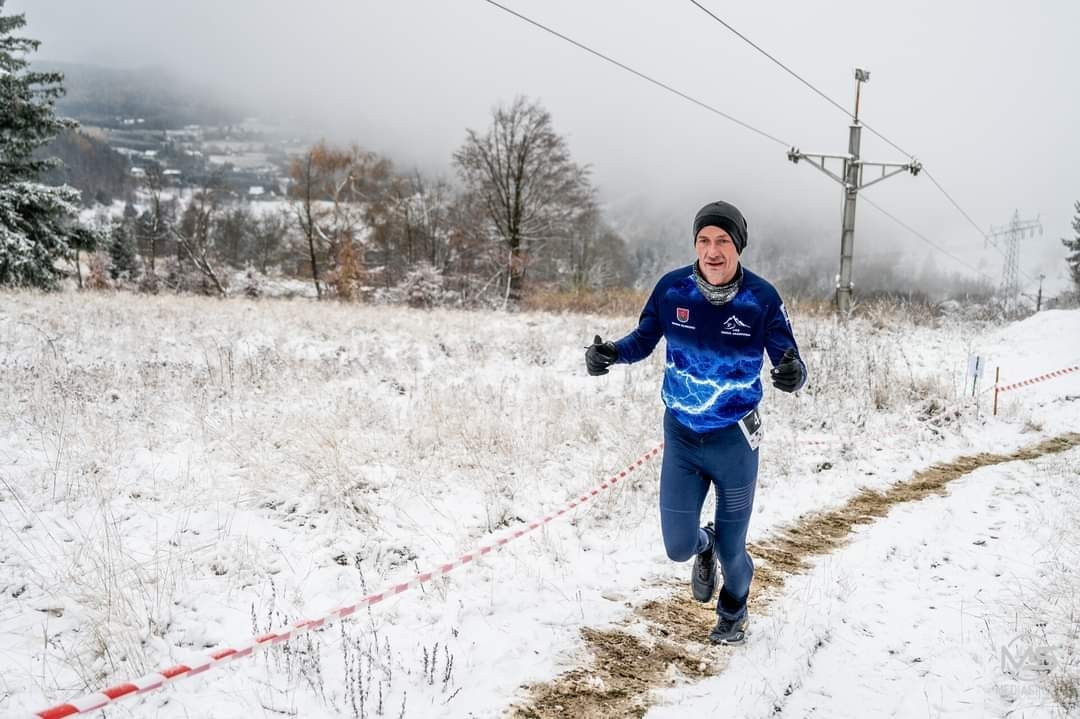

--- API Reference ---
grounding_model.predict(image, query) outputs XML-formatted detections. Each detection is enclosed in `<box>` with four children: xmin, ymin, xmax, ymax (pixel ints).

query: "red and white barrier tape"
<box><xmin>32</xmin><ymin>444</ymin><xmax>663</xmax><ymax>719</ymax></box>
<box><xmin>996</xmin><ymin>365</ymin><xmax>1080</xmax><ymax>394</ymax></box>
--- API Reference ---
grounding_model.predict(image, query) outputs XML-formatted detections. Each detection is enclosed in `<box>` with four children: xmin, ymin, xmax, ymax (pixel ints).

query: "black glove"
<box><xmin>770</xmin><ymin>348</ymin><xmax>805</xmax><ymax>392</ymax></box>
<box><xmin>585</xmin><ymin>335</ymin><xmax>619</xmax><ymax>376</ymax></box>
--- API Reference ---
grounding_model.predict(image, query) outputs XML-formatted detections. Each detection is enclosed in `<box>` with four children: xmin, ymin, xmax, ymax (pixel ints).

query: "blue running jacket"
<box><xmin>613</xmin><ymin>264</ymin><xmax>805</xmax><ymax>432</ymax></box>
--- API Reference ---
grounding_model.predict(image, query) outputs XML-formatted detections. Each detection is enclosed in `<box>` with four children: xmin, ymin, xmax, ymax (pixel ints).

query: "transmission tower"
<box><xmin>787</xmin><ymin>68</ymin><xmax>922</xmax><ymax>314</ymax></box>
<box><xmin>988</xmin><ymin>211</ymin><xmax>1041</xmax><ymax>314</ymax></box>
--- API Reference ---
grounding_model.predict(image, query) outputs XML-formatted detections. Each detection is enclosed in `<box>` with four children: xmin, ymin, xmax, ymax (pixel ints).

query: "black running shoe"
<box><xmin>708</xmin><ymin>615</ymin><xmax>749</xmax><ymax>645</ymax></box>
<box><xmin>691</xmin><ymin>522</ymin><xmax>717</xmax><ymax>603</ymax></box>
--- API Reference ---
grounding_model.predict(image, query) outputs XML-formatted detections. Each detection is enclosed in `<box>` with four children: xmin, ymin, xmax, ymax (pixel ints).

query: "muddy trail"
<box><xmin>508</xmin><ymin>432</ymin><xmax>1080</xmax><ymax>718</ymax></box>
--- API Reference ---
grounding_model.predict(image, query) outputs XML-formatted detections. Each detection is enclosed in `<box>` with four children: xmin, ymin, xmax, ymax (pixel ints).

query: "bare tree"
<box><xmin>170</xmin><ymin>176</ymin><xmax>227</xmax><ymax>296</ymax></box>
<box><xmin>453</xmin><ymin>96</ymin><xmax>593</xmax><ymax>305</ymax></box>
<box><xmin>564</xmin><ymin>209</ymin><xmax>630</xmax><ymax>289</ymax></box>
<box><xmin>402</xmin><ymin>171</ymin><xmax>453</xmax><ymax>270</ymax></box>
<box><xmin>289</xmin><ymin>142</ymin><xmax>345</xmax><ymax>299</ymax></box>
<box><xmin>444</xmin><ymin>188</ymin><xmax>500</xmax><ymax>303</ymax></box>
<box><xmin>366</xmin><ymin>170</ymin><xmax>454</xmax><ymax>288</ymax></box>
<box><xmin>253</xmin><ymin>208</ymin><xmax>290</xmax><ymax>274</ymax></box>
<box><xmin>139</xmin><ymin>163</ymin><xmax>170</xmax><ymax>274</ymax></box>
<box><xmin>289</xmin><ymin>141</ymin><xmax>390</xmax><ymax>299</ymax></box>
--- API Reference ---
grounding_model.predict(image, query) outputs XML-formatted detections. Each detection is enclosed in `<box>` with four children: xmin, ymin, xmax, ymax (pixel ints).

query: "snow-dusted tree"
<box><xmin>401</xmin><ymin>172</ymin><xmax>453</xmax><ymax>270</ymax></box>
<box><xmin>290</xmin><ymin>143</ymin><xmax>346</xmax><ymax>299</ymax></box>
<box><xmin>1063</xmin><ymin>200</ymin><xmax>1080</xmax><ymax>294</ymax></box>
<box><xmin>108</xmin><ymin>220</ymin><xmax>139</xmax><ymax>281</ymax></box>
<box><xmin>0</xmin><ymin>1</ymin><xmax>87</xmax><ymax>288</ymax></box>
<box><xmin>171</xmin><ymin>176</ymin><xmax>227</xmax><ymax>296</ymax></box>
<box><xmin>251</xmin><ymin>208</ymin><xmax>289</xmax><ymax>274</ymax></box>
<box><xmin>289</xmin><ymin>142</ymin><xmax>389</xmax><ymax>300</ymax></box>
<box><xmin>365</xmin><ymin>170</ymin><xmax>454</xmax><ymax>289</ymax></box>
<box><xmin>68</xmin><ymin>223</ymin><xmax>99</xmax><ymax>289</ymax></box>
<box><xmin>398</xmin><ymin>261</ymin><xmax>446</xmax><ymax>308</ymax></box>
<box><xmin>441</xmin><ymin>186</ymin><xmax>499</xmax><ymax>303</ymax></box>
<box><xmin>453</xmin><ymin>96</ymin><xmax>593</xmax><ymax>305</ymax></box>
<box><xmin>216</xmin><ymin>204</ymin><xmax>255</xmax><ymax>268</ymax></box>
<box><xmin>562</xmin><ymin>209</ymin><xmax>630</xmax><ymax>289</ymax></box>
<box><xmin>137</xmin><ymin>163</ymin><xmax>170</xmax><ymax>273</ymax></box>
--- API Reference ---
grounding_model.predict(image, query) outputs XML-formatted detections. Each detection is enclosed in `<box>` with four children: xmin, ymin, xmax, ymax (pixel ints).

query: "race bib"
<box><xmin>738</xmin><ymin>408</ymin><xmax>763</xmax><ymax>451</ymax></box>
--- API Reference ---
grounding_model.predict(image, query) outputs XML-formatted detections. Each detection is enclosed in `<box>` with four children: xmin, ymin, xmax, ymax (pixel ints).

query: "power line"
<box><xmin>923</xmin><ymin>169</ymin><xmax>988</xmax><ymax>240</ymax></box>
<box><xmin>688</xmin><ymin>0</ymin><xmax>915</xmax><ymax>159</ymax></box>
<box><xmin>860</xmin><ymin>194</ymin><xmax>996</xmax><ymax>283</ymax></box>
<box><xmin>924</xmin><ymin>168</ymin><xmax>1037</xmax><ymax>283</ymax></box>
<box><xmin>687</xmin><ymin>0</ymin><xmax>1039</xmax><ymax>282</ymax></box>
<box><xmin>928</xmin><ymin>166</ymin><xmax>1036</xmax><ymax>280</ymax></box>
<box><xmin>484</xmin><ymin>0</ymin><xmax>1034</xmax><ymax>290</ymax></box>
<box><xmin>481</xmin><ymin>0</ymin><xmax>791</xmax><ymax>148</ymax></box>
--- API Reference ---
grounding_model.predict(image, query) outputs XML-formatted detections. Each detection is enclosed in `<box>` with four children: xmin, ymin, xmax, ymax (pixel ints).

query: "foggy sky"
<box><xmin>11</xmin><ymin>0</ymin><xmax>1080</xmax><ymax>293</ymax></box>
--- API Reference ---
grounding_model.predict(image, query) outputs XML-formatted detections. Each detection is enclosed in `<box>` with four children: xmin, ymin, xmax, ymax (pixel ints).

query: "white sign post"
<box><xmin>966</xmin><ymin>354</ymin><xmax>985</xmax><ymax>398</ymax></box>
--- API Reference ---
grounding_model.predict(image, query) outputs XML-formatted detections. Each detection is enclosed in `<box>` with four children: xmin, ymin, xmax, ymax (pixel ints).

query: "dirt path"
<box><xmin>508</xmin><ymin>432</ymin><xmax>1080</xmax><ymax>718</ymax></box>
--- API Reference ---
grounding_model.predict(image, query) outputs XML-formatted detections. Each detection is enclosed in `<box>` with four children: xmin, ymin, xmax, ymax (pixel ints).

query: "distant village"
<box><xmin>82</xmin><ymin>116</ymin><xmax>307</xmax><ymax>201</ymax></box>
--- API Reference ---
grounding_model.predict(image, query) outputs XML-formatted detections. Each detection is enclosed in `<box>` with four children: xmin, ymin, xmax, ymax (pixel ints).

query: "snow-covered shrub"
<box><xmin>374</xmin><ymin>261</ymin><xmax>450</xmax><ymax>308</ymax></box>
<box><xmin>401</xmin><ymin>262</ymin><xmax>447</xmax><ymax>308</ymax></box>
<box><xmin>138</xmin><ymin>268</ymin><xmax>163</xmax><ymax>294</ymax></box>
<box><xmin>326</xmin><ymin>241</ymin><xmax>364</xmax><ymax>301</ymax></box>
<box><xmin>161</xmin><ymin>256</ymin><xmax>227</xmax><ymax>296</ymax></box>
<box><xmin>241</xmin><ymin>266</ymin><xmax>262</xmax><ymax>298</ymax></box>
<box><xmin>84</xmin><ymin>251</ymin><xmax>111</xmax><ymax>290</ymax></box>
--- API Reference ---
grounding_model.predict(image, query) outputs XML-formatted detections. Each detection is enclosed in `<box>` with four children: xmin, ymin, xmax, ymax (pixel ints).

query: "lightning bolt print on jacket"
<box><xmin>613</xmin><ymin>265</ymin><xmax>805</xmax><ymax>432</ymax></box>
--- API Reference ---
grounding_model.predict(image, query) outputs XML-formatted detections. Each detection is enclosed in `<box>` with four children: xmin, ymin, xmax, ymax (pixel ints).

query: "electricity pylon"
<box><xmin>988</xmin><ymin>210</ymin><xmax>1042</xmax><ymax>315</ymax></box>
<box><xmin>787</xmin><ymin>68</ymin><xmax>922</xmax><ymax>314</ymax></box>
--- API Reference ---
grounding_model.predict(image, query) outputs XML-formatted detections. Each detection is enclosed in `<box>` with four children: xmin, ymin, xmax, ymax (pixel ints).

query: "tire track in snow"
<box><xmin>508</xmin><ymin>432</ymin><xmax>1080</xmax><ymax>719</ymax></box>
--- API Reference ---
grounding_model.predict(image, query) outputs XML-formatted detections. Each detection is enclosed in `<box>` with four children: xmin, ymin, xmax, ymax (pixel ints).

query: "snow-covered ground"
<box><xmin>651</xmin><ymin>446</ymin><xmax>1080</xmax><ymax>718</ymax></box>
<box><xmin>653</xmin><ymin>310</ymin><xmax>1080</xmax><ymax>719</ymax></box>
<box><xmin>0</xmin><ymin>292</ymin><xmax>1077</xmax><ymax>717</ymax></box>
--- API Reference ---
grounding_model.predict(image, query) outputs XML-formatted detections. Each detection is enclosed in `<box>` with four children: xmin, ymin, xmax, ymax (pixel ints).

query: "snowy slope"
<box><xmin>651</xmin><ymin>309</ymin><xmax>1080</xmax><ymax>718</ymax></box>
<box><xmin>650</xmin><ymin>446</ymin><xmax>1080</xmax><ymax>718</ymax></box>
<box><xmin>0</xmin><ymin>295</ymin><xmax>1077</xmax><ymax>718</ymax></box>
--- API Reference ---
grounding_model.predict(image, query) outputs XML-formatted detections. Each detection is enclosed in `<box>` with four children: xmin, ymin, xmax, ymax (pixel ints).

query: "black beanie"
<box><xmin>693</xmin><ymin>201</ymin><xmax>748</xmax><ymax>254</ymax></box>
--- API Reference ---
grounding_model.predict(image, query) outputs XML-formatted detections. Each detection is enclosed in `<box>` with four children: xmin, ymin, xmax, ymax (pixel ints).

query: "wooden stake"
<box><xmin>993</xmin><ymin>366</ymin><xmax>1000</xmax><ymax>416</ymax></box>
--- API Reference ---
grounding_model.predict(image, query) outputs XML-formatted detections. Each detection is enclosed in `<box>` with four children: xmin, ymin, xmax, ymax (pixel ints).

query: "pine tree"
<box><xmin>0</xmin><ymin>1</ymin><xmax>91</xmax><ymax>288</ymax></box>
<box><xmin>1063</xmin><ymin>200</ymin><xmax>1080</xmax><ymax>295</ymax></box>
<box><xmin>108</xmin><ymin>221</ymin><xmax>138</xmax><ymax>281</ymax></box>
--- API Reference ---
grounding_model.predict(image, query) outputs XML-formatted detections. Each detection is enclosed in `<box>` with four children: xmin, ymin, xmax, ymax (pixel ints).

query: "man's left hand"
<box><xmin>770</xmin><ymin>348</ymin><xmax>805</xmax><ymax>393</ymax></box>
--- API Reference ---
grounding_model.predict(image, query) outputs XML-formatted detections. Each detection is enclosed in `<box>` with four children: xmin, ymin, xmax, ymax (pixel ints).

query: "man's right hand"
<box><xmin>585</xmin><ymin>335</ymin><xmax>619</xmax><ymax>376</ymax></box>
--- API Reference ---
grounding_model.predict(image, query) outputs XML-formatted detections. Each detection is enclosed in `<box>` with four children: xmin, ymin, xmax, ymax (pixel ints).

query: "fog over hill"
<box><xmin>14</xmin><ymin>0</ymin><xmax>1080</xmax><ymax>298</ymax></box>
<box><xmin>40</xmin><ymin>61</ymin><xmax>246</xmax><ymax>130</ymax></box>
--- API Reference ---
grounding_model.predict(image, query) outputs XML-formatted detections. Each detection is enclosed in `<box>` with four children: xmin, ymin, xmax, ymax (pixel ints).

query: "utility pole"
<box><xmin>787</xmin><ymin>68</ymin><xmax>922</xmax><ymax>314</ymax></box>
<box><xmin>1036</xmin><ymin>273</ymin><xmax>1045</xmax><ymax>311</ymax></box>
<box><xmin>987</xmin><ymin>210</ymin><xmax>1042</xmax><ymax>315</ymax></box>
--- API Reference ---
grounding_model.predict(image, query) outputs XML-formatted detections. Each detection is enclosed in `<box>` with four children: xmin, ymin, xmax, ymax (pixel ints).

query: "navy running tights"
<box><xmin>659</xmin><ymin>410</ymin><xmax>758</xmax><ymax>619</ymax></box>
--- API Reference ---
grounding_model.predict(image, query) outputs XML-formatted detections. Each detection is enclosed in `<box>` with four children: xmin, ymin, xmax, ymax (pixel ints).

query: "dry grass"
<box><xmin>0</xmin><ymin>290</ymin><xmax>667</xmax><ymax>708</ymax></box>
<box><xmin>0</xmin><ymin>288</ymin><xmax>1003</xmax><ymax>714</ymax></box>
<box><xmin>509</xmin><ymin>594</ymin><xmax>718</xmax><ymax>719</ymax></box>
<box><xmin>521</xmin><ymin>286</ymin><xmax>648</xmax><ymax>317</ymax></box>
<box><xmin>786</xmin><ymin>295</ymin><xmax>973</xmax><ymax>326</ymax></box>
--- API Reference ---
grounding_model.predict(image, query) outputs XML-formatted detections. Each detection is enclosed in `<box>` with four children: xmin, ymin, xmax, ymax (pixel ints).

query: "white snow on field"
<box><xmin>651</xmin><ymin>447</ymin><xmax>1080</xmax><ymax>718</ymax></box>
<box><xmin>0</xmin><ymin>292</ymin><xmax>1078</xmax><ymax>717</ymax></box>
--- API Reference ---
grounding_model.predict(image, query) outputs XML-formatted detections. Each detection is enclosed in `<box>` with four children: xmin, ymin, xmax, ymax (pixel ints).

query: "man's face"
<box><xmin>695</xmin><ymin>225</ymin><xmax>739</xmax><ymax>285</ymax></box>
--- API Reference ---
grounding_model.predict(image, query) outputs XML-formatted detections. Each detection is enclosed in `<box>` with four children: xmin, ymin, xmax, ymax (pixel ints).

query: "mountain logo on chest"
<box><xmin>721</xmin><ymin>315</ymin><xmax>752</xmax><ymax>337</ymax></box>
